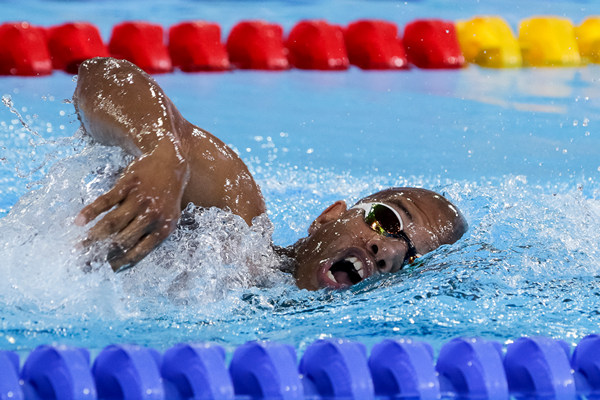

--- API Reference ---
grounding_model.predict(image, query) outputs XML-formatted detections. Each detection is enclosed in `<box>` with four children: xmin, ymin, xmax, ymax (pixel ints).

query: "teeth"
<box><xmin>327</xmin><ymin>256</ymin><xmax>366</xmax><ymax>284</ymax></box>
<box><xmin>347</xmin><ymin>256</ymin><xmax>364</xmax><ymax>278</ymax></box>
<box><xmin>327</xmin><ymin>270</ymin><xmax>336</xmax><ymax>283</ymax></box>
<box><xmin>357</xmin><ymin>264</ymin><xmax>364</xmax><ymax>278</ymax></box>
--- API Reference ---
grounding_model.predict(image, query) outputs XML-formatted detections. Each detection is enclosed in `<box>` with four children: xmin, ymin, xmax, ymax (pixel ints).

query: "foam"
<box><xmin>1</xmin><ymin>68</ymin><xmax>600</xmax><ymax>352</ymax></box>
<box><xmin>1</xmin><ymin>135</ymin><xmax>600</xmax><ymax>351</ymax></box>
<box><xmin>0</xmin><ymin>142</ymin><xmax>292</xmax><ymax>323</ymax></box>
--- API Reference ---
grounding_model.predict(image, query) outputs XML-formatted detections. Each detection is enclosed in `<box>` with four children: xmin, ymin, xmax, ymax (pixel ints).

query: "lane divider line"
<box><xmin>1</xmin><ymin>16</ymin><xmax>599</xmax><ymax>76</ymax></box>
<box><xmin>1</xmin><ymin>335</ymin><xmax>599</xmax><ymax>399</ymax></box>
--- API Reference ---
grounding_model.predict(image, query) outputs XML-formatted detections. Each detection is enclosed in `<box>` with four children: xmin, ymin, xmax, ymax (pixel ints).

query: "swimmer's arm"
<box><xmin>74</xmin><ymin>57</ymin><xmax>266</xmax><ymax>225</ymax></box>
<box><xmin>73</xmin><ymin>57</ymin><xmax>182</xmax><ymax>158</ymax></box>
<box><xmin>178</xmin><ymin>125</ymin><xmax>267</xmax><ymax>225</ymax></box>
<box><xmin>72</xmin><ymin>57</ymin><xmax>266</xmax><ymax>270</ymax></box>
<box><xmin>73</xmin><ymin>58</ymin><xmax>190</xmax><ymax>270</ymax></box>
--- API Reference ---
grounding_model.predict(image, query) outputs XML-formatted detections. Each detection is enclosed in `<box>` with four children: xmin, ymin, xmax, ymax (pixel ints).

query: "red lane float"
<box><xmin>0</xmin><ymin>22</ymin><xmax>52</xmax><ymax>76</ymax></box>
<box><xmin>47</xmin><ymin>22</ymin><xmax>108</xmax><ymax>73</ymax></box>
<box><xmin>287</xmin><ymin>20</ymin><xmax>349</xmax><ymax>70</ymax></box>
<box><xmin>226</xmin><ymin>21</ymin><xmax>289</xmax><ymax>70</ymax></box>
<box><xmin>344</xmin><ymin>20</ymin><xmax>408</xmax><ymax>70</ymax></box>
<box><xmin>169</xmin><ymin>22</ymin><xmax>230</xmax><ymax>72</ymax></box>
<box><xmin>403</xmin><ymin>19</ymin><xmax>464</xmax><ymax>69</ymax></box>
<box><xmin>8</xmin><ymin>16</ymin><xmax>595</xmax><ymax>75</ymax></box>
<box><xmin>109</xmin><ymin>22</ymin><xmax>172</xmax><ymax>74</ymax></box>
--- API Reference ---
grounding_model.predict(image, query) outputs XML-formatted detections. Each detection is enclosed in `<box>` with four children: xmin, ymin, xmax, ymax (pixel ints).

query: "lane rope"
<box><xmin>0</xmin><ymin>16</ymin><xmax>599</xmax><ymax>75</ymax></box>
<box><xmin>1</xmin><ymin>335</ymin><xmax>599</xmax><ymax>399</ymax></box>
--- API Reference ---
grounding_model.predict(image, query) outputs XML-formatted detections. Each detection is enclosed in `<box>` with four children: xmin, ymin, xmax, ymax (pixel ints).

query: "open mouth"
<box><xmin>328</xmin><ymin>256</ymin><xmax>365</xmax><ymax>285</ymax></box>
<box><xmin>319</xmin><ymin>249</ymin><xmax>374</xmax><ymax>289</ymax></box>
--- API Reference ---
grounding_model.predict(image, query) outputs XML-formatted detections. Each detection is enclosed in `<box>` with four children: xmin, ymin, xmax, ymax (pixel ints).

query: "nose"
<box><xmin>367</xmin><ymin>236</ymin><xmax>405</xmax><ymax>273</ymax></box>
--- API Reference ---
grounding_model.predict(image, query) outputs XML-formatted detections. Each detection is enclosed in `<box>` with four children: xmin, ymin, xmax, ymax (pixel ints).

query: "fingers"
<box><xmin>75</xmin><ymin>159</ymin><xmax>183</xmax><ymax>272</ymax></box>
<box><xmin>100</xmin><ymin>211</ymin><xmax>175</xmax><ymax>272</ymax></box>
<box><xmin>81</xmin><ymin>196</ymin><xmax>139</xmax><ymax>245</ymax></box>
<box><xmin>75</xmin><ymin>180</ymin><xmax>131</xmax><ymax>226</ymax></box>
<box><xmin>113</xmin><ymin>214</ymin><xmax>164</xmax><ymax>251</ymax></box>
<box><xmin>108</xmin><ymin>231</ymin><xmax>168</xmax><ymax>272</ymax></box>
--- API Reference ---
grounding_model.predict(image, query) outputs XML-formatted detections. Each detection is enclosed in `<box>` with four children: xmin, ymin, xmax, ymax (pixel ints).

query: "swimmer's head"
<box><xmin>291</xmin><ymin>187</ymin><xmax>468</xmax><ymax>290</ymax></box>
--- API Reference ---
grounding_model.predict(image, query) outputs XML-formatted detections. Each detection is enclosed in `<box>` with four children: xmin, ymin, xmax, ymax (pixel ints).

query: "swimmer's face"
<box><xmin>292</xmin><ymin>188</ymin><xmax>468</xmax><ymax>290</ymax></box>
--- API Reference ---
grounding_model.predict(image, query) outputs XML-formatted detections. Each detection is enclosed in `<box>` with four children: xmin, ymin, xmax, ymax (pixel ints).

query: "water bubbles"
<box><xmin>2</xmin><ymin>95</ymin><xmax>42</xmax><ymax>139</ymax></box>
<box><xmin>0</xmin><ymin>143</ymin><xmax>298</xmax><ymax>348</ymax></box>
<box><xmin>2</xmin><ymin>66</ymin><xmax>600</xmax><ymax>351</ymax></box>
<box><xmin>2</xmin><ymin>95</ymin><xmax>13</xmax><ymax>111</ymax></box>
<box><xmin>1</xmin><ymin>142</ymin><xmax>600</xmax><ymax>350</ymax></box>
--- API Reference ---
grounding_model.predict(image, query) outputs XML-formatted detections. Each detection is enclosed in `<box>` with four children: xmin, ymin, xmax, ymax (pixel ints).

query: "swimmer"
<box><xmin>73</xmin><ymin>57</ymin><xmax>467</xmax><ymax>290</ymax></box>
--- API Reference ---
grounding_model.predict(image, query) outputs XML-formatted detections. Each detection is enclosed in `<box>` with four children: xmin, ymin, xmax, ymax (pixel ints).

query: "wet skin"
<box><xmin>74</xmin><ymin>58</ymin><xmax>265</xmax><ymax>269</ymax></box>
<box><xmin>290</xmin><ymin>188</ymin><xmax>468</xmax><ymax>290</ymax></box>
<box><xmin>73</xmin><ymin>57</ymin><xmax>467</xmax><ymax>289</ymax></box>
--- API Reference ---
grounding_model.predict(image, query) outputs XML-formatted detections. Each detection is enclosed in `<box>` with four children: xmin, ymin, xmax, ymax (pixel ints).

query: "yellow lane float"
<box><xmin>519</xmin><ymin>17</ymin><xmax>581</xmax><ymax>67</ymax></box>
<box><xmin>575</xmin><ymin>17</ymin><xmax>600</xmax><ymax>63</ymax></box>
<box><xmin>456</xmin><ymin>16</ymin><xmax>522</xmax><ymax>68</ymax></box>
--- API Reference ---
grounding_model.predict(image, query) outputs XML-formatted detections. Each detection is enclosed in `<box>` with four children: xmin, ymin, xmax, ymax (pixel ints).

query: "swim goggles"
<box><xmin>351</xmin><ymin>202</ymin><xmax>420</xmax><ymax>267</ymax></box>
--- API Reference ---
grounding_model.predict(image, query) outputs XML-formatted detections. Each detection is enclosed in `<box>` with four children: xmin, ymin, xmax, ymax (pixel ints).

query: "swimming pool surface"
<box><xmin>1</xmin><ymin>0</ymin><xmax>600</xmax><ymax>355</ymax></box>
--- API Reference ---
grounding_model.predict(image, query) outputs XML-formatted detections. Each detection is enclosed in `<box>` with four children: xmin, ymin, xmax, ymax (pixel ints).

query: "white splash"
<box><xmin>0</xmin><ymin>143</ymin><xmax>292</xmax><ymax>322</ymax></box>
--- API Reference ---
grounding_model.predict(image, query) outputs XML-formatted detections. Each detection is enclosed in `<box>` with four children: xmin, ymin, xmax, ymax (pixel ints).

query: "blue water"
<box><xmin>1</xmin><ymin>0</ymin><xmax>600</xmax><ymax>355</ymax></box>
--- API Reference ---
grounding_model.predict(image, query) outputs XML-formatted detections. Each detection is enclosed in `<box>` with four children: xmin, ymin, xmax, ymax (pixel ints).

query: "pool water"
<box><xmin>1</xmin><ymin>0</ymin><xmax>600</xmax><ymax>355</ymax></box>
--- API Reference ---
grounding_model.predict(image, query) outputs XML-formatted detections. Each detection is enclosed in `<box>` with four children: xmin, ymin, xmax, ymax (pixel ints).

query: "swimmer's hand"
<box><xmin>75</xmin><ymin>145</ymin><xmax>189</xmax><ymax>271</ymax></box>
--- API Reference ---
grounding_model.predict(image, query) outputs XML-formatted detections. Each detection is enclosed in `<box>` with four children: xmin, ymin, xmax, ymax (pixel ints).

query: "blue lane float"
<box><xmin>163</xmin><ymin>343</ymin><xmax>234</xmax><ymax>400</ymax></box>
<box><xmin>0</xmin><ymin>350</ymin><xmax>22</xmax><ymax>400</ymax></box>
<box><xmin>230</xmin><ymin>341</ymin><xmax>301</xmax><ymax>400</ymax></box>
<box><xmin>504</xmin><ymin>337</ymin><xmax>576</xmax><ymax>400</ymax></box>
<box><xmin>21</xmin><ymin>345</ymin><xmax>96</xmax><ymax>400</ymax></box>
<box><xmin>572</xmin><ymin>334</ymin><xmax>600</xmax><ymax>400</ymax></box>
<box><xmin>300</xmin><ymin>339</ymin><xmax>373</xmax><ymax>400</ymax></box>
<box><xmin>369</xmin><ymin>338</ymin><xmax>439</xmax><ymax>400</ymax></box>
<box><xmin>92</xmin><ymin>344</ymin><xmax>163</xmax><ymax>400</ymax></box>
<box><xmin>437</xmin><ymin>337</ymin><xmax>508</xmax><ymax>400</ymax></box>
<box><xmin>4</xmin><ymin>335</ymin><xmax>600</xmax><ymax>400</ymax></box>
